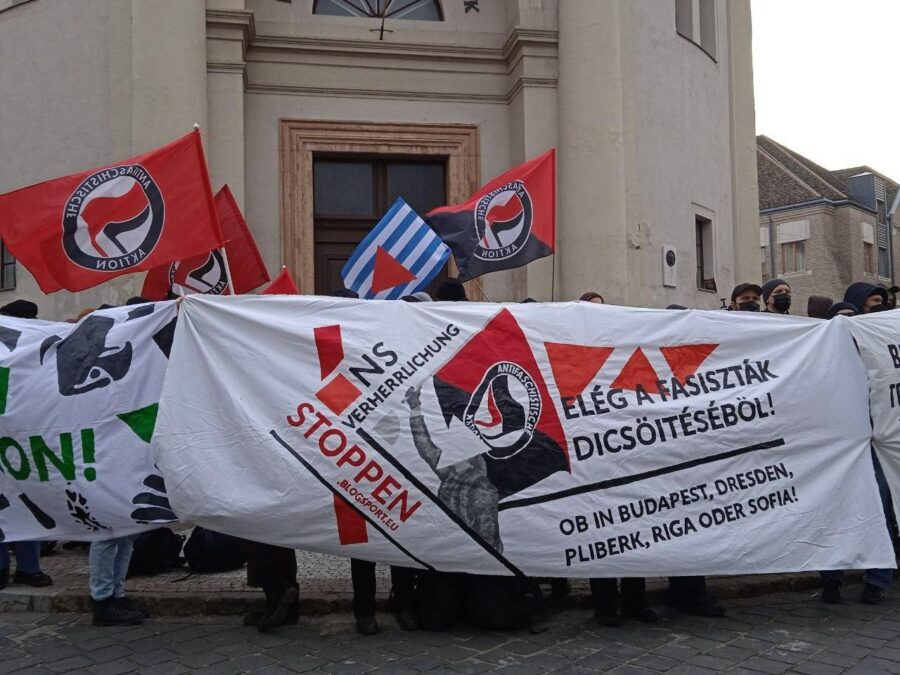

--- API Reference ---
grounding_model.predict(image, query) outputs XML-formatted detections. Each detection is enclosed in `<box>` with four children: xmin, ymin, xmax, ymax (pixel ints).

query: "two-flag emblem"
<box><xmin>341</xmin><ymin>198</ymin><xmax>450</xmax><ymax>299</ymax></box>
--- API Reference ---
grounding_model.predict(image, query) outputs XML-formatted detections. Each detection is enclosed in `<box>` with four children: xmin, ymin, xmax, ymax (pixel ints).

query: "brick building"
<box><xmin>757</xmin><ymin>136</ymin><xmax>900</xmax><ymax>315</ymax></box>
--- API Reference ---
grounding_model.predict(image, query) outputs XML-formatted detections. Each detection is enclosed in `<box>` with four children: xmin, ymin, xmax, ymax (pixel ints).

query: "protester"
<box><xmin>0</xmin><ymin>300</ymin><xmax>52</xmax><ymax>590</ymax></box>
<box><xmin>728</xmin><ymin>283</ymin><xmax>762</xmax><ymax>311</ymax></box>
<box><xmin>826</xmin><ymin>302</ymin><xmax>857</xmax><ymax>319</ymax></box>
<box><xmin>590</xmin><ymin>578</ymin><xmax>656</xmax><ymax>626</ymax></box>
<box><xmin>241</xmin><ymin>541</ymin><xmax>299</xmax><ymax>632</ymax></box>
<box><xmin>579</xmin><ymin>291</ymin><xmax>604</xmax><ymax>304</ymax></box>
<box><xmin>844</xmin><ymin>282</ymin><xmax>889</xmax><ymax>314</ymax></box>
<box><xmin>435</xmin><ymin>278</ymin><xmax>468</xmax><ymax>301</ymax></box>
<box><xmin>761</xmin><ymin>278</ymin><xmax>791</xmax><ymax>314</ymax></box>
<box><xmin>807</xmin><ymin>295</ymin><xmax>833</xmax><ymax>319</ymax></box>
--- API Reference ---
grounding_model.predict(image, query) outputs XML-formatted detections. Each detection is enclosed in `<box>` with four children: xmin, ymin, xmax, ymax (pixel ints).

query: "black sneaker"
<box><xmin>821</xmin><ymin>579</ymin><xmax>842</xmax><ymax>604</ymax></box>
<box><xmin>623</xmin><ymin>603</ymin><xmax>658</xmax><ymax>623</ymax></box>
<box><xmin>355</xmin><ymin>614</ymin><xmax>379</xmax><ymax>635</ymax></box>
<box><xmin>93</xmin><ymin>597</ymin><xmax>144</xmax><ymax>627</ymax></box>
<box><xmin>677</xmin><ymin>599</ymin><xmax>726</xmax><ymax>617</ymax></box>
<box><xmin>257</xmin><ymin>586</ymin><xmax>299</xmax><ymax>633</ymax></box>
<box><xmin>0</xmin><ymin>567</ymin><xmax>8</xmax><ymax>590</ymax></box>
<box><xmin>115</xmin><ymin>597</ymin><xmax>149</xmax><ymax>619</ymax></box>
<box><xmin>396</xmin><ymin>608</ymin><xmax>419</xmax><ymax>631</ymax></box>
<box><xmin>594</xmin><ymin>606</ymin><xmax>622</xmax><ymax>627</ymax></box>
<box><xmin>13</xmin><ymin>571</ymin><xmax>52</xmax><ymax>587</ymax></box>
<box><xmin>243</xmin><ymin>610</ymin><xmax>266</xmax><ymax>627</ymax></box>
<box><xmin>860</xmin><ymin>583</ymin><xmax>885</xmax><ymax>605</ymax></box>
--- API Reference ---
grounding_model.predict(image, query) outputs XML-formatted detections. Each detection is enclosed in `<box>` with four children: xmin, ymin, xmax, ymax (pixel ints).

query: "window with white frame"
<box><xmin>695</xmin><ymin>213</ymin><xmax>715</xmax><ymax>291</ymax></box>
<box><xmin>777</xmin><ymin>219</ymin><xmax>808</xmax><ymax>275</ymax></box>
<box><xmin>863</xmin><ymin>222</ymin><xmax>876</xmax><ymax>275</ymax></box>
<box><xmin>0</xmin><ymin>241</ymin><xmax>15</xmax><ymax>291</ymax></box>
<box><xmin>675</xmin><ymin>0</ymin><xmax>717</xmax><ymax>60</ymax></box>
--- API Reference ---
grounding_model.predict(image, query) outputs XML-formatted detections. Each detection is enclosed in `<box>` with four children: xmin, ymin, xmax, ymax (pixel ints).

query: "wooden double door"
<box><xmin>313</xmin><ymin>156</ymin><xmax>448</xmax><ymax>295</ymax></box>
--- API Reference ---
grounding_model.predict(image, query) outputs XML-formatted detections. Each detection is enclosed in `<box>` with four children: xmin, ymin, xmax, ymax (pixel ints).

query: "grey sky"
<box><xmin>753</xmin><ymin>0</ymin><xmax>900</xmax><ymax>182</ymax></box>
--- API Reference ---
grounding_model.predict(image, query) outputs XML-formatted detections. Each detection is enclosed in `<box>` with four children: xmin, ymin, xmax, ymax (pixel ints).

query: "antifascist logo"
<box><xmin>474</xmin><ymin>180</ymin><xmax>532</xmax><ymax>262</ymax></box>
<box><xmin>170</xmin><ymin>249</ymin><xmax>228</xmax><ymax>296</ymax></box>
<box><xmin>62</xmin><ymin>165</ymin><xmax>164</xmax><ymax>272</ymax></box>
<box><xmin>464</xmin><ymin>361</ymin><xmax>541</xmax><ymax>459</ymax></box>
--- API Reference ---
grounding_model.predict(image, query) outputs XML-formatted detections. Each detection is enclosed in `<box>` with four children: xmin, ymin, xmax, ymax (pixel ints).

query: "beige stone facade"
<box><xmin>757</xmin><ymin>136</ymin><xmax>899</xmax><ymax>316</ymax></box>
<box><xmin>0</xmin><ymin>0</ymin><xmax>758</xmax><ymax>319</ymax></box>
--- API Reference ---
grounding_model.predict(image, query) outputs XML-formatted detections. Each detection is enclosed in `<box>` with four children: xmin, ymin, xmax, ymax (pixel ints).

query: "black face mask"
<box><xmin>738</xmin><ymin>300</ymin><xmax>760</xmax><ymax>312</ymax></box>
<box><xmin>868</xmin><ymin>303</ymin><xmax>889</xmax><ymax>313</ymax></box>
<box><xmin>772</xmin><ymin>293</ymin><xmax>792</xmax><ymax>312</ymax></box>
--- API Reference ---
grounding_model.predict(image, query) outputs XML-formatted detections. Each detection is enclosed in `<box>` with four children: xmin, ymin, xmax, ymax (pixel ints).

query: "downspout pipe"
<box><xmin>888</xmin><ymin>190</ymin><xmax>900</xmax><ymax>287</ymax></box>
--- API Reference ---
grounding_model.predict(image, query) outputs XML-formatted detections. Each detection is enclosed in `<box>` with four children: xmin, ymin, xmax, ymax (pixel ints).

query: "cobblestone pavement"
<box><xmin>2</xmin><ymin>585</ymin><xmax>900</xmax><ymax>674</ymax></box>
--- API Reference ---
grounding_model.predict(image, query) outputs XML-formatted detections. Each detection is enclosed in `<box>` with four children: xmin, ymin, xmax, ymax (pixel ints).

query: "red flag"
<box><xmin>0</xmin><ymin>130</ymin><xmax>223</xmax><ymax>293</ymax></box>
<box><xmin>261</xmin><ymin>267</ymin><xmax>300</xmax><ymax>295</ymax></box>
<box><xmin>141</xmin><ymin>184</ymin><xmax>270</xmax><ymax>299</ymax></box>
<box><xmin>426</xmin><ymin>149</ymin><xmax>555</xmax><ymax>281</ymax></box>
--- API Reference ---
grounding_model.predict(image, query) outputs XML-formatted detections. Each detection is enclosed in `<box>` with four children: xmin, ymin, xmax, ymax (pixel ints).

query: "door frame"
<box><xmin>280</xmin><ymin>120</ymin><xmax>480</xmax><ymax>296</ymax></box>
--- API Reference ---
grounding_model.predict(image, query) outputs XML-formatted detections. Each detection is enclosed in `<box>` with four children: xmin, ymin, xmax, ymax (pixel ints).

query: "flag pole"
<box><xmin>219</xmin><ymin>247</ymin><xmax>236</xmax><ymax>295</ymax></box>
<box><xmin>471</xmin><ymin>277</ymin><xmax>492</xmax><ymax>302</ymax></box>
<box><xmin>551</xmin><ymin>253</ymin><xmax>556</xmax><ymax>301</ymax></box>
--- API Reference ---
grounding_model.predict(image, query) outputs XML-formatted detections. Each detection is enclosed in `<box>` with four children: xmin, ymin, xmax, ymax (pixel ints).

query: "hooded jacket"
<box><xmin>843</xmin><ymin>282</ymin><xmax>887</xmax><ymax>314</ymax></box>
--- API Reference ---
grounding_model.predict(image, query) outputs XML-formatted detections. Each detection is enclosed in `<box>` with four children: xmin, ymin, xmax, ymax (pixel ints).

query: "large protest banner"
<box><xmin>0</xmin><ymin>303</ymin><xmax>178</xmax><ymax>541</ymax></box>
<box><xmin>155</xmin><ymin>296</ymin><xmax>895</xmax><ymax>576</ymax></box>
<box><xmin>844</xmin><ymin>311</ymin><xmax>900</xmax><ymax>527</ymax></box>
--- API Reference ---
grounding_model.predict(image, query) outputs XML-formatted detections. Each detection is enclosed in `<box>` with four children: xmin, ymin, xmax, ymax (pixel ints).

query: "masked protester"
<box><xmin>807</xmin><ymin>295</ymin><xmax>833</xmax><ymax>319</ymax></box>
<box><xmin>825</xmin><ymin>302</ymin><xmax>857</xmax><ymax>320</ymax></box>
<box><xmin>728</xmin><ymin>283</ymin><xmax>762</xmax><ymax>312</ymax></box>
<box><xmin>761</xmin><ymin>279</ymin><xmax>791</xmax><ymax>314</ymax></box>
<box><xmin>844</xmin><ymin>282</ymin><xmax>889</xmax><ymax>314</ymax></box>
<box><xmin>0</xmin><ymin>301</ymin><xmax>53</xmax><ymax>593</ymax></box>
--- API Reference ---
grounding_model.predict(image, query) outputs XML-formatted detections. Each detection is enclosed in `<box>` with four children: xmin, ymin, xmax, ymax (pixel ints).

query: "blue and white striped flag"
<box><xmin>341</xmin><ymin>198</ymin><xmax>451</xmax><ymax>299</ymax></box>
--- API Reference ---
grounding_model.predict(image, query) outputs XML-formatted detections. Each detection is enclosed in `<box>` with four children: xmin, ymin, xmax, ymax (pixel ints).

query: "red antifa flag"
<box><xmin>142</xmin><ymin>185</ymin><xmax>270</xmax><ymax>299</ymax></box>
<box><xmin>432</xmin><ymin>308</ymin><xmax>569</xmax><ymax>498</ymax></box>
<box><xmin>426</xmin><ymin>149</ymin><xmax>555</xmax><ymax>281</ymax></box>
<box><xmin>261</xmin><ymin>267</ymin><xmax>300</xmax><ymax>295</ymax></box>
<box><xmin>0</xmin><ymin>130</ymin><xmax>222</xmax><ymax>293</ymax></box>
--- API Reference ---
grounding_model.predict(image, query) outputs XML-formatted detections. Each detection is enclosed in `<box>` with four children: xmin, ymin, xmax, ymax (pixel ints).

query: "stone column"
<box><xmin>557</xmin><ymin>0</ymin><xmax>628</xmax><ymax>303</ymax></box>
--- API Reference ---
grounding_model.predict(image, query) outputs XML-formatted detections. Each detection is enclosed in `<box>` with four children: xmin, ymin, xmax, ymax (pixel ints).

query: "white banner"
<box><xmin>844</xmin><ymin>311</ymin><xmax>900</xmax><ymax>527</ymax></box>
<box><xmin>155</xmin><ymin>296</ymin><xmax>895</xmax><ymax>577</ymax></box>
<box><xmin>0</xmin><ymin>302</ymin><xmax>178</xmax><ymax>541</ymax></box>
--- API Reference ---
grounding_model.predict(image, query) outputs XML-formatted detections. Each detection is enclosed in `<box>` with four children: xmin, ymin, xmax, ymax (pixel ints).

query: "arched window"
<box><xmin>313</xmin><ymin>0</ymin><xmax>443</xmax><ymax>21</ymax></box>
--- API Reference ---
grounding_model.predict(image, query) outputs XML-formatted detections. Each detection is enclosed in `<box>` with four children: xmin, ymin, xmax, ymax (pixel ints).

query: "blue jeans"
<box><xmin>0</xmin><ymin>542</ymin><xmax>41</xmax><ymax>574</ymax></box>
<box><xmin>89</xmin><ymin>535</ymin><xmax>137</xmax><ymax>601</ymax></box>
<box><xmin>821</xmin><ymin>451</ymin><xmax>895</xmax><ymax>590</ymax></box>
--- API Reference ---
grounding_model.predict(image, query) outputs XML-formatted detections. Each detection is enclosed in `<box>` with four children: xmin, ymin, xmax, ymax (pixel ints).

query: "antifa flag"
<box><xmin>261</xmin><ymin>267</ymin><xmax>300</xmax><ymax>295</ymax></box>
<box><xmin>426</xmin><ymin>149</ymin><xmax>555</xmax><ymax>281</ymax></box>
<box><xmin>432</xmin><ymin>308</ymin><xmax>569</xmax><ymax>498</ymax></box>
<box><xmin>142</xmin><ymin>185</ymin><xmax>269</xmax><ymax>299</ymax></box>
<box><xmin>0</xmin><ymin>130</ymin><xmax>223</xmax><ymax>293</ymax></box>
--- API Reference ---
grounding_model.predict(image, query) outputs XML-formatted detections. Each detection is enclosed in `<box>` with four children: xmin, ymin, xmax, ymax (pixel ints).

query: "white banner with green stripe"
<box><xmin>0</xmin><ymin>302</ymin><xmax>177</xmax><ymax>541</ymax></box>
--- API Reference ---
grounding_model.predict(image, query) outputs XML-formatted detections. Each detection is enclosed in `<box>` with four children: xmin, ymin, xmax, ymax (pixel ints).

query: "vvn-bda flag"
<box><xmin>142</xmin><ymin>184</ymin><xmax>269</xmax><ymax>299</ymax></box>
<box><xmin>0</xmin><ymin>130</ymin><xmax>223</xmax><ymax>293</ymax></box>
<box><xmin>426</xmin><ymin>149</ymin><xmax>556</xmax><ymax>281</ymax></box>
<box><xmin>341</xmin><ymin>198</ymin><xmax>450</xmax><ymax>299</ymax></box>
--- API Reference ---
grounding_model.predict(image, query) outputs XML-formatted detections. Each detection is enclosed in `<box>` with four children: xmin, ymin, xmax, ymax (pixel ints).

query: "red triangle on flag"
<box><xmin>660</xmin><ymin>344</ymin><xmax>718</xmax><ymax>383</ymax></box>
<box><xmin>545</xmin><ymin>343</ymin><xmax>615</xmax><ymax>399</ymax></box>
<box><xmin>371</xmin><ymin>246</ymin><xmax>416</xmax><ymax>294</ymax></box>
<box><xmin>611</xmin><ymin>348</ymin><xmax>661</xmax><ymax>393</ymax></box>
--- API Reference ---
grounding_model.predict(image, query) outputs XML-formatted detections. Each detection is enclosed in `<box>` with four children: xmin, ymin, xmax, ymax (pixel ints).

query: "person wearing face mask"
<box><xmin>761</xmin><ymin>279</ymin><xmax>791</xmax><ymax>314</ymax></box>
<box><xmin>844</xmin><ymin>282</ymin><xmax>890</xmax><ymax>314</ymax></box>
<box><xmin>728</xmin><ymin>283</ymin><xmax>763</xmax><ymax>312</ymax></box>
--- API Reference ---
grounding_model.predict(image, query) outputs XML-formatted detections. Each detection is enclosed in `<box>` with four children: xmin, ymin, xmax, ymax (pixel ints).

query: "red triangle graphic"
<box><xmin>660</xmin><ymin>344</ymin><xmax>718</xmax><ymax>382</ymax></box>
<box><xmin>371</xmin><ymin>246</ymin><xmax>417</xmax><ymax>294</ymax></box>
<box><xmin>611</xmin><ymin>348</ymin><xmax>661</xmax><ymax>393</ymax></box>
<box><xmin>545</xmin><ymin>343</ymin><xmax>615</xmax><ymax>399</ymax></box>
